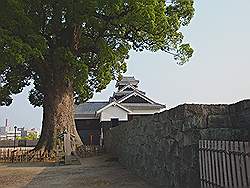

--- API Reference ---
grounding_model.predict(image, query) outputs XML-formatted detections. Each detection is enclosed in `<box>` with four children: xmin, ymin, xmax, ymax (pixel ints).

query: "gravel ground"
<box><xmin>0</xmin><ymin>155</ymin><xmax>154</xmax><ymax>188</ymax></box>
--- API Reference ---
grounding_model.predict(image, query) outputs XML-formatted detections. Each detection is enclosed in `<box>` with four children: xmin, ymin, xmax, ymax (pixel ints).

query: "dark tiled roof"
<box><xmin>120</xmin><ymin>76</ymin><xmax>137</xmax><ymax>82</ymax></box>
<box><xmin>116</xmin><ymin>76</ymin><xmax>139</xmax><ymax>87</ymax></box>
<box><xmin>114</xmin><ymin>89</ymin><xmax>145</xmax><ymax>97</ymax></box>
<box><xmin>75</xmin><ymin>102</ymin><xmax>109</xmax><ymax>114</ymax></box>
<box><xmin>122</xmin><ymin>103</ymin><xmax>166</xmax><ymax>110</ymax></box>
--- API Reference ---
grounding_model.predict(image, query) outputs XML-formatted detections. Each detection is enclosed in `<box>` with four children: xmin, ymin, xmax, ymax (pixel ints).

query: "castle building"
<box><xmin>75</xmin><ymin>76</ymin><xmax>166</xmax><ymax>145</ymax></box>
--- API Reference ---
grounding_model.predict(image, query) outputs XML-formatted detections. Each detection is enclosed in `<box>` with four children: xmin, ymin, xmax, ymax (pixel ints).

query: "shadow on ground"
<box><xmin>0</xmin><ymin>155</ymin><xmax>155</xmax><ymax>188</ymax></box>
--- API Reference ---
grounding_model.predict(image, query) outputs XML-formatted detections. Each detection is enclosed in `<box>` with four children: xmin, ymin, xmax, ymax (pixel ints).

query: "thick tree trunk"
<box><xmin>34</xmin><ymin>82</ymin><xmax>83</xmax><ymax>158</ymax></box>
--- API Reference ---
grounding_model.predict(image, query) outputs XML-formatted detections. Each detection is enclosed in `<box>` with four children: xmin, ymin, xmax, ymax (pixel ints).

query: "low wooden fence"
<box><xmin>76</xmin><ymin>145</ymin><xmax>103</xmax><ymax>158</ymax></box>
<box><xmin>0</xmin><ymin>148</ymin><xmax>57</xmax><ymax>163</ymax></box>
<box><xmin>199</xmin><ymin>140</ymin><xmax>250</xmax><ymax>188</ymax></box>
<box><xmin>0</xmin><ymin>140</ymin><xmax>38</xmax><ymax>148</ymax></box>
<box><xmin>0</xmin><ymin>145</ymin><xmax>103</xmax><ymax>163</ymax></box>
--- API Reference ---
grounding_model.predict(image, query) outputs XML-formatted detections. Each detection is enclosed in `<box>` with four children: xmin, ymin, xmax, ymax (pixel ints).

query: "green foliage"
<box><xmin>26</xmin><ymin>132</ymin><xmax>39</xmax><ymax>140</ymax></box>
<box><xmin>0</xmin><ymin>0</ymin><xmax>194</xmax><ymax>106</ymax></box>
<box><xmin>16</xmin><ymin>132</ymin><xmax>39</xmax><ymax>140</ymax></box>
<box><xmin>16</xmin><ymin>136</ymin><xmax>22</xmax><ymax>140</ymax></box>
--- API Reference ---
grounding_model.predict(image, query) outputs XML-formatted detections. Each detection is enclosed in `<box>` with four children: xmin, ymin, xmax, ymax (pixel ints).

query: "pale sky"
<box><xmin>1</xmin><ymin>0</ymin><xmax>250</xmax><ymax>129</ymax></box>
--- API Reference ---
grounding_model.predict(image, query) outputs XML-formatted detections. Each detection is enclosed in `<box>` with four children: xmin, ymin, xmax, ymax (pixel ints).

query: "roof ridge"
<box><xmin>85</xmin><ymin>101</ymin><xmax>109</xmax><ymax>103</ymax></box>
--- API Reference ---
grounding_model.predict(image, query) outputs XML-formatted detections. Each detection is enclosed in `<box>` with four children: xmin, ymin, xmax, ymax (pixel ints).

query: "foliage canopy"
<box><xmin>0</xmin><ymin>0</ymin><xmax>194</xmax><ymax>106</ymax></box>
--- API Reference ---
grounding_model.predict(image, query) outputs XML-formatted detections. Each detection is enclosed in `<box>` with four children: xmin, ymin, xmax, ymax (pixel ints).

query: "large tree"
<box><xmin>0</xmin><ymin>0</ymin><xmax>194</xmax><ymax>156</ymax></box>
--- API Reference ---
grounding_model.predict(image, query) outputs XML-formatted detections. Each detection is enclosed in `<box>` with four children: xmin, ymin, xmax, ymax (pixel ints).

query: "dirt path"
<box><xmin>0</xmin><ymin>155</ymin><xmax>154</xmax><ymax>188</ymax></box>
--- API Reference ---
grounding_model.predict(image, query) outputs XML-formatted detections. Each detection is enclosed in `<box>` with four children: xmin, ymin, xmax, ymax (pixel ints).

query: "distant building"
<box><xmin>75</xmin><ymin>76</ymin><xmax>166</xmax><ymax>145</ymax></box>
<box><xmin>0</xmin><ymin>135</ymin><xmax>7</xmax><ymax>141</ymax></box>
<box><xmin>0</xmin><ymin>126</ymin><xmax>7</xmax><ymax>141</ymax></box>
<box><xmin>0</xmin><ymin>126</ymin><xmax>6</xmax><ymax>135</ymax></box>
<box><xmin>6</xmin><ymin>130</ymin><xmax>21</xmax><ymax>140</ymax></box>
<box><xmin>0</xmin><ymin>124</ymin><xmax>39</xmax><ymax>141</ymax></box>
<box><xmin>17</xmin><ymin>127</ymin><xmax>27</xmax><ymax>137</ymax></box>
<box><xmin>27</xmin><ymin>128</ymin><xmax>38</xmax><ymax>137</ymax></box>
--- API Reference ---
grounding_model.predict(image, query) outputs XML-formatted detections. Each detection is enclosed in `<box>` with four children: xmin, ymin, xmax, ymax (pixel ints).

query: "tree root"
<box><xmin>27</xmin><ymin>147</ymin><xmax>57</xmax><ymax>162</ymax></box>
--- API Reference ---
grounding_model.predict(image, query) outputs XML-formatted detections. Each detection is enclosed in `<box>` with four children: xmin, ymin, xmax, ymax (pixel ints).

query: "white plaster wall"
<box><xmin>100</xmin><ymin>105</ymin><xmax>128</xmax><ymax>121</ymax></box>
<box><xmin>130</xmin><ymin>109</ymin><xmax>161</xmax><ymax>115</ymax></box>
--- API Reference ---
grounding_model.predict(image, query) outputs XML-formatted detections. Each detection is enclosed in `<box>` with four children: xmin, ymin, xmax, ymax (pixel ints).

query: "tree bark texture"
<box><xmin>34</xmin><ymin>81</ymin><xmax>83</xmax><ymax>157</ymax></box>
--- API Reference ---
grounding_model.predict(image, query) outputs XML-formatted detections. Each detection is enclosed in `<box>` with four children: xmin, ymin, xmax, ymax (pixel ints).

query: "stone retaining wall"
<box><xmin>105</xmin><ymin>100</ymin><xmax>250</xmax><ymax>188</ymax></box>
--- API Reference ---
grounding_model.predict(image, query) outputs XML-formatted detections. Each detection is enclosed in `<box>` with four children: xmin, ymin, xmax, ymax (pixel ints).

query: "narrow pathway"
<box><xmin>0</xmin><ymin>155</ymin><xmax>154</xmax><ymax>188</ymax></box>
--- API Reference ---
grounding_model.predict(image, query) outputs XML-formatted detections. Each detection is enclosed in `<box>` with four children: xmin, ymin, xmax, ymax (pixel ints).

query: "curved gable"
<box><xmin>122</xmin><ymin>95</ymin><xmax>151</xmax><ymax>103</ymax></box>
<box><xmin>118</xmin><ymin>91</ymin><xmax>155</xmax><ymax>104</ymax></box>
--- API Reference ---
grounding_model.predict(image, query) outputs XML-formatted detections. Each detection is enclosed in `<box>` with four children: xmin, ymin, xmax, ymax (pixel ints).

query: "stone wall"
<box><xmin>105</xmin><ymin>100</ymin><xmax>250</xmax><ymax>188</ymax></box>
